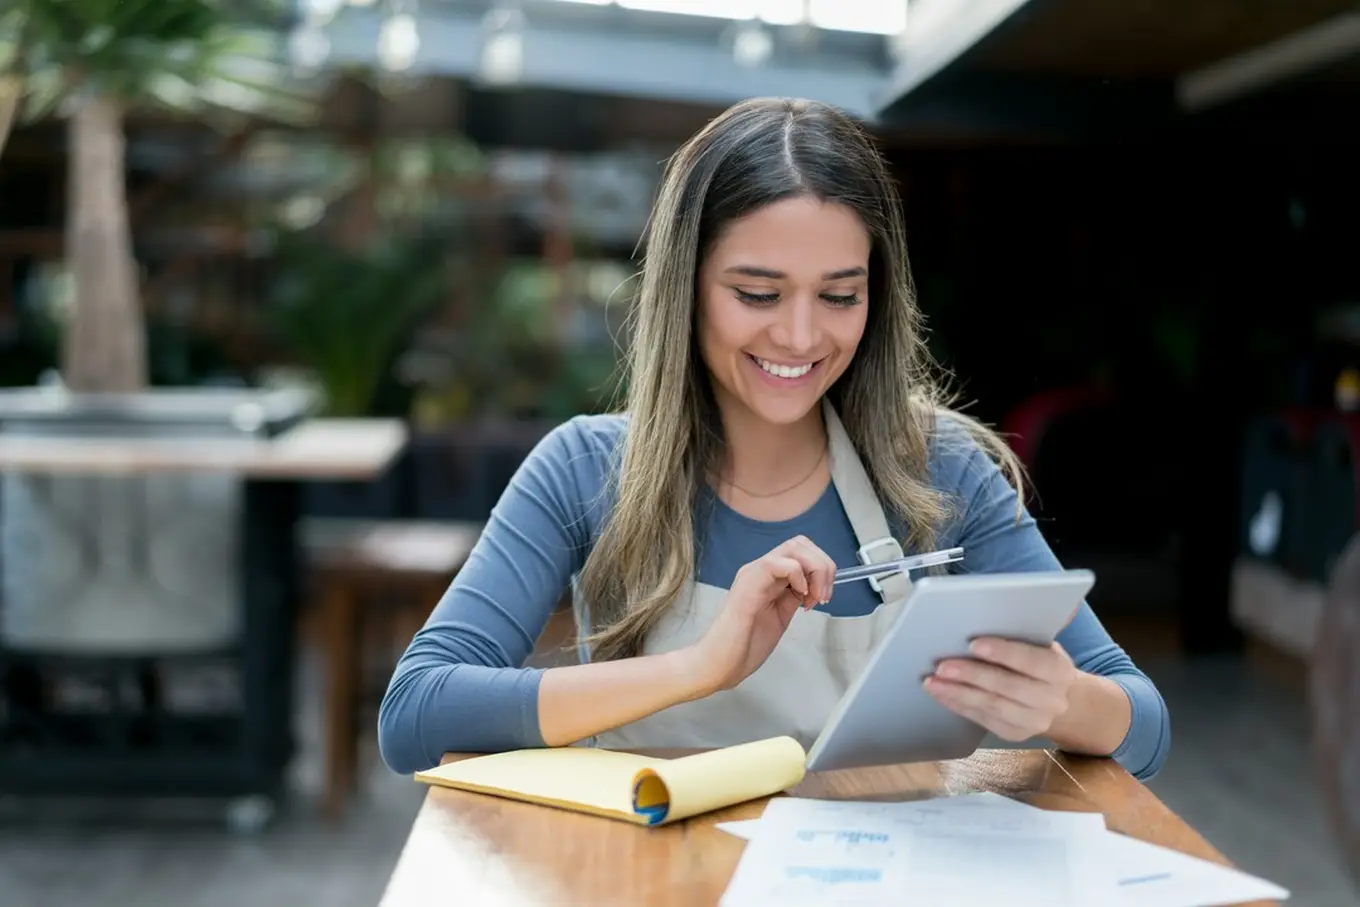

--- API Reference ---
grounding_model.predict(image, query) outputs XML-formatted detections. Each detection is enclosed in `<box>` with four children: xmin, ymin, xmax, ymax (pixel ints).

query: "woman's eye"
<box><xmin>822</xmin><ymin>293</ymin><xmax>861</xmax><ymax>307</ymax></box>
<box><xmin>735</xmin><ymin>289</ymin><xmax>779</xmax><ymax>305</ymax></box>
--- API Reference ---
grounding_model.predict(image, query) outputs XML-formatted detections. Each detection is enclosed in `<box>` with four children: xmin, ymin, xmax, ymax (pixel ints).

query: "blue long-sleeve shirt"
<box><xmin>378</xmin><ymin>413</ymin><xmax>1171</xmax><ymax>780</ymax></box>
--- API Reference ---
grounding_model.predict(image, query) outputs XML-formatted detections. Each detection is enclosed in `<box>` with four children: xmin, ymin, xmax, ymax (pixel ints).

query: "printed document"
<box><xmin>718</xmin><ymin>795</ymin><xmax>1103</xmax><ymax>907</ymax></box>
<box><xmin>717</xmin><ymin>792</ymin><xmax>1289</xmax><ymax>907</ymax></box>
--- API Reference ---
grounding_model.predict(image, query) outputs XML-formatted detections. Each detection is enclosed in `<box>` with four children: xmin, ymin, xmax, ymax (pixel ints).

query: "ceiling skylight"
<box><xmin>551</xmin><ymin>0</ymin><xmax>907</xmax><ymax>35</ymax></box>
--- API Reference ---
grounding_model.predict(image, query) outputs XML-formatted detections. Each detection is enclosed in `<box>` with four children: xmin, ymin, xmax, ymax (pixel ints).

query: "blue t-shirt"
<box><xmin>377</xmin><ymin>413</ymin><xmax>1171</xmax><ymax>779</ymax></box>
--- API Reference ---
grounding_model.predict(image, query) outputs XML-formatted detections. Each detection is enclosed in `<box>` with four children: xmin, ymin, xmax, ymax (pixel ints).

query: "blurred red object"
<box><xmin>999</xmin><ymin>386</ymin><xmax>1114</xmax><ymax>470</ymax></box>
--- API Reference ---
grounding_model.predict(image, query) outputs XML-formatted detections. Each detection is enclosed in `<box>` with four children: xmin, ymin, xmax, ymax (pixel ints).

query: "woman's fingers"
<box><xmin>931</xmin><ymin>658</ymin><xmax>1050</xmax><ymax>710</ymax></box>
<box><xmin>744</xmin><ymin>535</ymin><xmax>840</xmax><ymax>611</ymax></box>
<box><xmin>967</xmin><ymin>638</ymin><xmax>1073</xmax><ymax>684</ymax></box>
<box><xmin>762</xmin><ymin>554</ymin><xmax>810</xmax><ymax>600</ymax></box>
<box><xmin>925</xmin><ymin>674</ymin><xmax>1035</xmax><ymax>739</ymax></box>
<box><xmin>931</xmin><ymin>691</ymin><xmax>1034</xmax><ymax>742</ymax></box>
<box><xmin>778</xmin><ymin>535</ymin><xmax>837</xmax><ymax>605</ymax></box>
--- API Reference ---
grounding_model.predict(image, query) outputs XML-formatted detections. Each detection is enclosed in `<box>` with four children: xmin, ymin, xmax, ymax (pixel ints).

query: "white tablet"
<box><xmin>804</xmin><ymin>569</ymin><xmax>1095</xmax><ymax>772</ymax></box>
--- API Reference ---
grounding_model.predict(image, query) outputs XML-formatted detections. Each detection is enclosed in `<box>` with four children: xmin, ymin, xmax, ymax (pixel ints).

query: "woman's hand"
<box><xmin>924</xmin><ymin>638</ymin><xmax>1078</xmax><ymax>742</ymax></box>
<box><xmin>691</xmin><ymin>535</ymin><xmax>837</xmax><ymax>694</ymax></box>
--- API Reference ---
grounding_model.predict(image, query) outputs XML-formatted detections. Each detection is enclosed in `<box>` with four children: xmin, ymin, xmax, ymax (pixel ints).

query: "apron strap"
<box><xmin>823</xmin><ymin>401</ymin><xmax>913</xmax><ymax>603</ymax></box>
<box><xmin>568</xmin><ymin>573</ymin><xmax>596</xmax><ymax>665</ymax></box>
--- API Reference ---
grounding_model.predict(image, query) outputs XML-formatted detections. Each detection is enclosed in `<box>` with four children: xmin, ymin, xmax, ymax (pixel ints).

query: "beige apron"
<box><xmin>574</xmin><ymin>402</ymin><xmax>916</xmax><ymax>750</ymax></box>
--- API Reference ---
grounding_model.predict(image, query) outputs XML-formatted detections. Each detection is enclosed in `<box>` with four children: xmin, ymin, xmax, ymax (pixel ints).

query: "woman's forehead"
<box><xmin>705</xmin><ymin>198</ymin><xmax>871</xmax><ymax>277</ymax></box>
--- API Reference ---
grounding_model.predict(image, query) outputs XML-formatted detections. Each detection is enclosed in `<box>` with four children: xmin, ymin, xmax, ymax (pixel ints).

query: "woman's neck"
<box><xmin>714</xmin><ymin>401</ymin><xmax>829</xmax><ymax>500</ymax></box>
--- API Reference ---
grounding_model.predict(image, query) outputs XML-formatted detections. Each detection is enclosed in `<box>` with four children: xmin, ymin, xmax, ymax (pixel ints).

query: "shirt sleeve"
<box><xmin>930</xmin><ymin>424</ymin><xmax>1172</xmax><ymax>781</ymax></box>
<box><xmin>376</xmin><ymin>416</ymin><xmax>615</xmax><ymax>773</ymax></box>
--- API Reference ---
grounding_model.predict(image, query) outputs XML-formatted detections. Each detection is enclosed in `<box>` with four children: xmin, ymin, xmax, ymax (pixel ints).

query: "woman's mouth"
<box><xmin>747</xmin><ymin>353</ymin><xmax>824</xmax><ymax>383</ymax></box>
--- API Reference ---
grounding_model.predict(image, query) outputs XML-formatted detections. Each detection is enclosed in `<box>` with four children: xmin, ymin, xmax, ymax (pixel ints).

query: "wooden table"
<box><xmin>0</xmin><ymin>418</ymin><xmax>410</xmax><ymax>807</ymax></box>
<box><xmin>0</xmin><ymin>417</ymin><xmax>408</xmax><ymax>478</ymax></box>
<box><xmin>378</xmin><ymin>749</ymin><xmax>1281</xmax><ymax>907</ymax></box>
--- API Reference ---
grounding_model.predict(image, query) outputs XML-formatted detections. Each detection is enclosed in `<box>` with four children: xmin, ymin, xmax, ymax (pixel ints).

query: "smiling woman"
<box><xmin>695</xmin><ymin>198</ymin><xmax>872</xmax><ymax>522</ymax></box>
<box><xmin>377</xmin><ymin>97</ymin><xmax>1171</xmax><ymax>783</ymax></box>
<box><xmin>699</xmin><ymin>198</ymin><xmax>871</xmax><ymax>432</ymax></box>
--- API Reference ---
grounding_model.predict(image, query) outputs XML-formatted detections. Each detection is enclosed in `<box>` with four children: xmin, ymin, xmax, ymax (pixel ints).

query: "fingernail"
<box><xmin>970</xmin><ymin>640</ymin><xmax>991</xmax><ymax>657</ymax></box>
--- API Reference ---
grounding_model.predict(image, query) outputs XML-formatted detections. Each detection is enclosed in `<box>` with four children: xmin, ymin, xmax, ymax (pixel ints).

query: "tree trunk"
<box><xmin>0</xmin><ymin>76</ymin><xmax>18</xmax><ymax>160</ymax></box>
<box><xmin>61</xmin><ymin>92</ymin><xmax>147</xmax><ymax>392</ymax></box>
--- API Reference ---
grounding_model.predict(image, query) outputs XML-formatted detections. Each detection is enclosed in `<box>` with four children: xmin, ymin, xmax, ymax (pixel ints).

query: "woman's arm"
<box><xmin>1047</xmin><ymin>667</ymin><xmax>1134</xmax><ymax>756</ymax></box>
<box><xmin>929</xmin><ymin>425</ymin><xmax>1172</xmax><ymax>780</ymax></box>
<box><xmin>378</xmin><ymin>416</ymin><xmax>692</xmax><ymax>772</ymax></box>
<box><xmin>1047</xmin><ymin>606</ymin><xmax>1169</xmax><ymax>777</ymax></box>
<box><xmin>536</xmin><ymin>648</ymin><xmax>712</xmax><ymax>746</ymax></box>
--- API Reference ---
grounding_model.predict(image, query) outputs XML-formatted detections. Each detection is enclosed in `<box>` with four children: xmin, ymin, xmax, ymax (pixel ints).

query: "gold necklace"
<box><xmin>723</xmin><ymin>446</ymin><xmax>828</xmax><ymax>499</ymax></box>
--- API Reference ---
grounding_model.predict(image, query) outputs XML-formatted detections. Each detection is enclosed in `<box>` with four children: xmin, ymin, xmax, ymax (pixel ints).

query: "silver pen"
<box><xmin>832</xmin><ymin>547</ymin><xmax>964</xmax><ymax>585</ymax></box>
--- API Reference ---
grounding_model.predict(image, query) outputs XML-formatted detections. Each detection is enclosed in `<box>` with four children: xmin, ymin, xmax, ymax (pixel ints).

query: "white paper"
<box><xmin>716</xmin><ymin>818</ymin><xmax>761</xmax><ymax>839</ymax></box>
<box><xmin>717</xmin><ymin>793</ymin><xmax>1290</xmax><ymax>907</ymax></box>
<box><xmin>716</xmin><ymin>792</ymin><xmax>1077</xmax><ymax>841</ymax></box>
<box><xmin>718</xmin><ymin>795</ymin><xmax>1101</xmax><ymax>907</ymax></box>
<box><xmin>901</xmin><ymin>792</ymin><xmax>1290</xmax><ymax>907</ymax></box>
<box><xmin>1094</xmin><ymin>830</ymin><xmax>1289</xmax><ymax>907</ymax></box>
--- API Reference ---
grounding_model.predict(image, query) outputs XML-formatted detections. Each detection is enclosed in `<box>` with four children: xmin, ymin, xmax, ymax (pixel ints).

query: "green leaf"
<box><xmin>18</xmin><ymin>65</ymin><xmax>62</xmax><ymax>121</ymax></box>
<box><xmin>267</xmin><ymin>234</ymin><xmax>452</xmax><ymax>416</ymax></box>
<box><xmin>143</xmin><ymin>71</ymin><xmax>199</xmax><ymax>113</ymax></box>
<box><xmin>10</xmin><ymin>0</ymin><xmax>319</xmax><ymax>123</ymax></box>
<box><xmin>0</xmin><ymin>10</ymin><xmax>25</xmax><ymax>72</ymax></box>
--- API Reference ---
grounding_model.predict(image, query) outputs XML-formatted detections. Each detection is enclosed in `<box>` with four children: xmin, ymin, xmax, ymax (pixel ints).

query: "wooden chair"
<box><xmin>303</xmin><ymin>518</ymin><xmax>483</xmax><ymax>820</ymax></box>
<box><xmin>1312</xmin><ymin>532</ymin><xmax>1360</xmax><ymax>887</ymax></box>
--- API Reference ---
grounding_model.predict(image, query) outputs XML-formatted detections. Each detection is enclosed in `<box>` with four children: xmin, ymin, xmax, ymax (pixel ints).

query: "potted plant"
<box><xmin>266</xmin><ymin>229</ymin><xmax>452</xmax><ymax>516</ymax></box>
<box><xmin>0</xmin><ymin>0</ymin><xmax>313</xmax><ymax>654</ymax></box>
<box><xmin>401</xmin><ymin>258</ymin><xmax>625</xmax><ymax>520</ymax></box>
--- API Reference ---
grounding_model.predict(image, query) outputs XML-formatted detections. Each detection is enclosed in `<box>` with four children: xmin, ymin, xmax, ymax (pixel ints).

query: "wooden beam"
<box><xmin>877</xmin><ymin>69</ymin><xmax>1177</xmax><ymax>141</ymax></box>
<box><xmin>1177</xmin><ymin>12</ymin><xmax>1360</xmax><ymax>111</ymax></box>
<box><xmin>971</xmin><ymin>0</ymin><xmax>1358</xmax><ymax>79</ymax></box>
<box><xmin>876</xmin><ymin>0</ymin><xmax>1037</xmax><ymax>115</ymax></box>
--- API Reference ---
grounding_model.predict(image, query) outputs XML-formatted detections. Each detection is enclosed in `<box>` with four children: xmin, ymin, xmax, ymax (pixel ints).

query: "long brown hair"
<box><xmin>578</xmin><ymin>97</ymin><xmax>1023</xmax><ymax>661</ymax></box>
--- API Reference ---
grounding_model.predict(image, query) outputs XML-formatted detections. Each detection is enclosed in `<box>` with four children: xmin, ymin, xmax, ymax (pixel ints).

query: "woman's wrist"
<box><xmin>1046</xmin><ymin>671</ymin><xmax>1133</xmax><ymax>757</ymax></box>
<box><xmin>537</xmin><ymin>647</ymin><xmax>717</xmax><ymax>747</ymax></box>
<box><xmin>660</xmin><ymin>644</ymin><xmax>723</xmax><ymax>702</ymax></box>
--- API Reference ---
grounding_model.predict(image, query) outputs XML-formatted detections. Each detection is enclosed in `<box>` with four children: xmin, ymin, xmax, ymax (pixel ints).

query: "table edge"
<box><xmin>0</xmin><ymin>417</ymin><xmax>410</xmax><ymax>478</ymax></box>
<box><xmin>379</xmin><ymin>748</ymin><xmax>1264</xmax><ymax>906</ymax></box>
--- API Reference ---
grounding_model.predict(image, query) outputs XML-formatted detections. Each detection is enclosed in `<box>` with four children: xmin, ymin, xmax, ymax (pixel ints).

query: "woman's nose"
<box><xmin>771</xmin><ymin>297</ymin><xmax>819</xmax><ymax>355</ymax></box>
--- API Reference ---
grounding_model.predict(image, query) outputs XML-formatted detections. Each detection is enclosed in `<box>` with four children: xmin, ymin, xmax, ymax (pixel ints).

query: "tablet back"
<box><xmin>804</xmin><ymin>569</ymin><xmax>1095</xmax><ymax>772</ymax></box>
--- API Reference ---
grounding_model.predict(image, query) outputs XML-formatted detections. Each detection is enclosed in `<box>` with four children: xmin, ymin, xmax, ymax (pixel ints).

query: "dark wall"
<box><xmin>880</xmin><ymin>136</ymin><xmax>1359</xmax><ymax>649</ymax></box>
<box><xmin>882</xmin><ymin>141</ymin><xmax>1360</xmax><ymax>425</ymax></box>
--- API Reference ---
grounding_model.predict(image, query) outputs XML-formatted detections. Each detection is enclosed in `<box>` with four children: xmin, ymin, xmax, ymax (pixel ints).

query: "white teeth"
<box><xmin>754</xmin><ymin>357</ymin><xmax>814</xmax><ymax>379</ymax></box>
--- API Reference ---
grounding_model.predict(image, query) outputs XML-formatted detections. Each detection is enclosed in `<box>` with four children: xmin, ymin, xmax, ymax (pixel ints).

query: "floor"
<box><xmin>0</xmin><ymin>648</ymin><xmax>1355</xmax><ymax>907</ymax></box>
<box><xmin>1142</xmin><ymin>655</ymin><xmax>1357</xmax><ymax>907</ymax></box>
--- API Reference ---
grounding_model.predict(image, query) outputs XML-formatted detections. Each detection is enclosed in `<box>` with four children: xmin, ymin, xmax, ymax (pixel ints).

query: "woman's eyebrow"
<box><xmin>723</xmin><ymin>265</ymin><xmax>867</xmax><ymax>280</ymax></box>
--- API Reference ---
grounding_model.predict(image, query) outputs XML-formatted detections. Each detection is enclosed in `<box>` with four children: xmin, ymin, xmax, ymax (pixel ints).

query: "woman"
<box><xmin>377</xmin><ymin>98</ymin><xmax>1171</xmax><ymax>780</ymax></box>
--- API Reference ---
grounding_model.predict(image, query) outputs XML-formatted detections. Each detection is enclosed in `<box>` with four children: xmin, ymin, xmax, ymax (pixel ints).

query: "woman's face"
<box><xmin>697</xmin><ymin>196</ymin><xmax>871</xmax><ymax>428</ymax></box>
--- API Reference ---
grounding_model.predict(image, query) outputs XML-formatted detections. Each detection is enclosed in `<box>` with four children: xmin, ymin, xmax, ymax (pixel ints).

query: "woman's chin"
<box><xmin>741</xmin><ymin>391</ymin><xmax>823</xmax><ymax>427</ymax></box>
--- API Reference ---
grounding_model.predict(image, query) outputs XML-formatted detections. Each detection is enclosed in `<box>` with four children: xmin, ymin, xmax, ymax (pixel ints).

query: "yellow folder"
<box><xmin>414</xmin><ymin>735</ymin><xmax>808</xmax><ymax>825</ymax></box>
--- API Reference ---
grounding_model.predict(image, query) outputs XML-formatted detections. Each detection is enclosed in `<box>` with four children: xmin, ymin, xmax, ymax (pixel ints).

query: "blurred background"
<box><xmin>0</xmin><ymin>1</ymin><xmax>1357</xmax><ymax>905</ymax></box>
